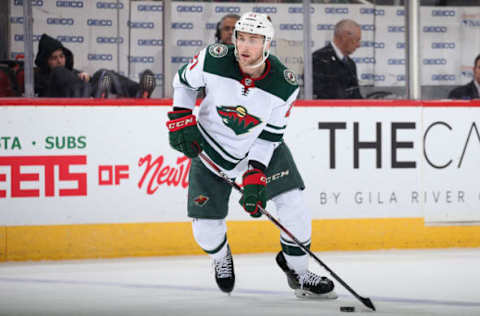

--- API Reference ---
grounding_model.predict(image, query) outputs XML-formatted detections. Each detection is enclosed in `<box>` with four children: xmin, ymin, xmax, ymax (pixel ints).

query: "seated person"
<box><xmin>448</xmin><ymin>54</ymin><xmax>480</xmax><ymax>99</ymax></box>
<box><xmin>34</xmin><ymin>34</ymin><xmax>156</xmax><ymax>98</ymax></box>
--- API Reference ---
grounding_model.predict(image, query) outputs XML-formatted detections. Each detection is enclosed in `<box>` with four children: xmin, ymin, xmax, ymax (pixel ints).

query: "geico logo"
<box><xmin>171</xmin><ymin>56</ymin><xmax>191</xmax><ymax>63</ymax></box>
<box><xmin>271</xmin><ymin>40</ymin><xmax>277</xmax><ymax>47</ymax></box>
<box><xmin>14</xmin><ymin>34</ymin><xmax>42</xmax><ymax>41</ymax></box>
<box><xmin>361</xmin><ymin>24</ymin><xmax>375</xmax><ymax>31</ymax></box>
<box><xmin>88</xmin><ymin>54</ymin><xmax>112</xmax><ymax>61</ymax></box>
<box><xmin>325</xmin><ymin>7</ymin><xmax>348</xmax><ymax>14</ymax></box>
<box><xmin>432</xmin><ymin>42</ymin><xmax>455</xmax><ymax>49</ymax></box>
<box><xmin>57</xmin><ymin>35</ymin><xmax>84</xmax><ymax>43</ymax></box>
<box><xmin>396</xmin><ymin>9</ymin><xmax>405</xmax><ymax>16</ymax></box>
<box><xmin>253</xmin><ymin>7</ymin><xmax>277</xmax><ymax>14</ymax></box>
<box><xmin>288</xmin><ymin>7</ymin><xmax>315</xmax><ymax>14</ymax></box>
<box><xmin>96</xmin><ymin>1</ymin><xmax>124</xmax><ymax>9</ymax></box>
<box><xmin>87</xmin><ymin>19</ymin><xmax>112</xmax><ymax>26</ymax></box>
<box><xmin>284</xmin><ymin>56</ymin><xmax>303</xmax><ymax>64</ymax></box>
<box><xmin>177</xmin><ymin>40</ymin><xmax>203</xmax><ymax>47</ymax></box>
<box><xmin>14</xmin><ymin>0</ymin><xmax>43</xmax><ymax>6</ymax></box>
<box><xmin>432</xmin><ymin>74</ymin><xmax>455</xmax><ymax>81</ymax></box>
<box><xmin>423</xmin><ymin>58</ymin><xmax>447</xmax><ymax>65</ymax></box>
<box><xmin>285</xmin><ymin>40</ymin><xmax>313</xmax><ymax>47</ymax></box>
<box><xmin>396</xmin><ymin>42</ymin><xmax>405</xmax><ymax>49</ymax></box>
<box><xmin>352</xmin><ymin>57</ymin><xmax>376</xmax><ymax>64</ymax></box>
<box><xmin>361</xmin><ymin>41</ymin><xmax>385</xmax><ymax>49</ymax></box>
<box><xmin>47</xmin><ymin>18</ymin><xmax>74</xmax><ymax>25</ymax></box>
<box><xmin>388</xmin><ymin>25</ymin><xmax>405</xmax><ymax>32</ymax></box>
<box><xmin>280</xmin><ymin>24</ymin><xmax>303</xmax><ymax>30</ymax></box>
<box><xmin>388</xmin><ymin>58</ymin><xmax>406</xmax><ymax>65</ymax></box>
<box><xmin>97</xmin><ymin>36</ymin><xmax>123</xmax><ymax>44</ymax></box>
<box><xmin>396</xmin><ymin>74</ymin><xmax>405</xmax><ymax>81</ymax></box>
<box><xmin>128</xmin><ymin>21</ymin><xmax>154</xmax><ymax>29</ymax></box>
<box><xmin>463</xmin><ymin>19</ymin><xmax>480</xmax><ymax>27</ymax></box>
<box><xmin>317</xmin><ymin>24</ymin><xmax>335</xmax><ymax>31</ymax></box>
<box><xmin>423</xmin><ymin>26</ymin><xmax>447</xmax><ymax>33</ymax></box>
<box><xmin>177</xmin><ymin>5</ymin><xmax>203</xmax><ymax>13</ymax></box>
<box><xmin>206</xmin><ymin>23</ymin><xmax>216</xmax><ymax>30</ymax></box>
<box><xmin>461</xmin><ymin>71</ymin><xmax>473</xmax><ymax>78</ymax></box>
<box><xmin>215</xmin><ymin>6</ymin><xmax>240</xmax><ymax>13</ymax></box>
<box><xmin>361</xmin><ymin>73</ymin><xmax>385</xmax><ymax>81</ymax></box>
<box><xmin>56</xmin><ymin>0</ymin><xmax>83</xmax><ymax>8</ymax></box>
<box><xmin>10</xmin><ymin>17</ymin><xmax>24</xmax><ymax>24</ymax></box>
<box><xmin>138</xmin><ymin>39</ymin><xmax>163</xmax><ymax>46</ymax></box>
<box><xmin>360</xmin><ymin>8</ymin><xmax>384</xmax><ymax>15</ymax></box>
<box><xmin>138</xmin><ymin>4</ymin><xmax>163</xmax><ymax>12</ymax></box>
<box><xmin>172</xmin><ymin>22</ymin><xmax>194</xmax><ymax>29</ymax></box>
<box><xmin>128</xmin><ymin>56</ymin><xmax>154</xmax><ymax>63</ymax></box>
<box><xmin>432</xmin><ymin>10</ymin><xmax>455</xmax><ymax>17</ymax></box>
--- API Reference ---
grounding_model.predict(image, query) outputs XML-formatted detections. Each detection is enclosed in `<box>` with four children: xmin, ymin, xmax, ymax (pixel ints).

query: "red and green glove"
<box><xmin>240</xmin><ymin>167</ymin><xmax>267</xmax><ymax>218</ymax></box>
<box><xmin>166</xmin><ymin>109</ymin><xmax>203</xmax><ymax>158</ymax></box>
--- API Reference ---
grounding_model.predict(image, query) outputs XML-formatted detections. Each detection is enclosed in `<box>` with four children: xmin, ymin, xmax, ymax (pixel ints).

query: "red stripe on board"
<box><xmin>1</xmin><ymin>98</ymin><xmax>480</xmax><ymax>107</ymax></box>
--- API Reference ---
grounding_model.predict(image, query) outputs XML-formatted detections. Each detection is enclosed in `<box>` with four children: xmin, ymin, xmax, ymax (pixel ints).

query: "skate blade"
<box><xmin>294</xmin><ymin>289</ymin><xmax>338</xmax><ymax>300</ymax></box>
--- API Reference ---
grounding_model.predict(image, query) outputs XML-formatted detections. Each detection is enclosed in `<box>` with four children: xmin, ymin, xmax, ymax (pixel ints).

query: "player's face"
<box><xmin>474</xmin><ymin>59</ymin><xmax>480</xmax><ymax>85</ymax></box>
<box><xmin>220</xmin><ymin>17</ymin><xmax>238</xmax><ymax>45</ymax></box>
<box><xmin>235</xmin><ymin>32</ymin><xmax>266</xmax><ymax>68</ymax></box>
<box><xmin>48</xmin><ymin>49</ymin><xmax>66</xmax><ymax>69</ymax></box>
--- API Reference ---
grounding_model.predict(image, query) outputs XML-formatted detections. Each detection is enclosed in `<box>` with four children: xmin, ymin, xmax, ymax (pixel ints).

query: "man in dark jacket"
<box><xmin>312</xmin><ymin>19</ymin><xmax>362</xmax><ymax>99</ymax></box>
<box><xmin>34</xmin><ymin>34</ymin><xmax>155</xmax><ymax>98</ymax></box>
<box><xmin>448</xmin><ymin>54</ymin><xmax>480</xmax><ymax>99</ymax></box>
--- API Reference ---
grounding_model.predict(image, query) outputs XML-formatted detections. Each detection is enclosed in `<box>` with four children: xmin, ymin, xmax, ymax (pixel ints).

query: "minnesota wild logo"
<box><xmin>216</xmin><ymin>106</ymin><xmax>262</xmax><ymax>135</ymax></box>
<box><xmin>194</xmin><ymin>195</ymin><xmax>209</xmax><ymax>207</ymax></box>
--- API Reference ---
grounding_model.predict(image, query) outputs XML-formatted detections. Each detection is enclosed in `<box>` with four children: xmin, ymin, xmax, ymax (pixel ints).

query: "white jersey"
<box><xmin>173</xmin><ymin>43</ymin><xmax>299</xmax><ymax>178</ymax></box>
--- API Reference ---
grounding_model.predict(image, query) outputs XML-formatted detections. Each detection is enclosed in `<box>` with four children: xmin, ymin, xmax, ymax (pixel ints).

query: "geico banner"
<box><xmin>1</xmin><ymin>104</ymin><xmax>479</xmax><ymax>226</ymax></box>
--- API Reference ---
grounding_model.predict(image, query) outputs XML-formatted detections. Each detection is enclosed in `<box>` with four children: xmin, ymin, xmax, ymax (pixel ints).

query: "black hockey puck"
<box><xmin>340</xmin><ymin>306</ymin><xmax>355</xmax><ymax>312</ymax></box>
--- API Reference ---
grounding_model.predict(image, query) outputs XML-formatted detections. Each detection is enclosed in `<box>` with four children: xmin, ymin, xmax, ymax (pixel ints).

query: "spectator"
<box><xmin>215</xmin><ymin>14</ymin><xmax>240</xmax><ymax>45</ymax></box>
<box><xmin>34</xmin><ymin>34</ymin><xmax>155</xmax><ymax>98</ymax></box>
<box><xmin>448</xmin><ymin>54</ymin><xmax>480</xmax><ymax>99</ymax></box>
<box><xmin>312</xmin><ymin>19</ymin><xmax>362</xmax><ymax>99</ymax></box>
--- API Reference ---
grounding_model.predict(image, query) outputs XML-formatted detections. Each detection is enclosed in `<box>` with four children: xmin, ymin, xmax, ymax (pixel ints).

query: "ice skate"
<box><xmin>276</xmin><ymin>251</ymin><xmax>337</xmax><ymax>299</ymax></box>
<box><xmin>213</xmin><ymin>245</ymin><xmax>235</xmax><ymax>294</ymax></box>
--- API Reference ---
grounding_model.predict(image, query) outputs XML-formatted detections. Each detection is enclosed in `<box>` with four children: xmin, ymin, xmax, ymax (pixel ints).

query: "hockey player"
<box><xmin>166</xmin><ymin>12</ymin><xmax>336</xmax><ymax>299</ymax></box>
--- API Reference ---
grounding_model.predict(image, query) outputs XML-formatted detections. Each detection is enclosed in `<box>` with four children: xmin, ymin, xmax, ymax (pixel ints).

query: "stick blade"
<box><xmin>360</xmin><ymin>297</ymin><xmax>376</xmax><ymax>311</ymax></box>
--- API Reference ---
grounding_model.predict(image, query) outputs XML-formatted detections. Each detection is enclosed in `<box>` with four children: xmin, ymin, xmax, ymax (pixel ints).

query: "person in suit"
<box><xmin>312</xmin><ymin>19</ymin><xmax>362</xmax><ymax>99</ymax></box>
<box><xmin>448</xmin><ymin>54</ymin><xmax>480</xmax><ymax>99</ymax></box>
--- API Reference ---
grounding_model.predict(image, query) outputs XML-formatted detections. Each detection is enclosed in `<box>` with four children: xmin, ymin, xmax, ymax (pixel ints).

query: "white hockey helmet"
<box><xmin>233</xmin><ymin>12</ymin><xmax>274</xmax><ymax>68</ymax></box>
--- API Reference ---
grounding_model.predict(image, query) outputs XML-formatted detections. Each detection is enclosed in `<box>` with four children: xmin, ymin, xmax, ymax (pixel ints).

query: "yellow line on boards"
<box><xmin>2</xmin><ymin>218</ymin><xmax>480</xmax><ymax>261</ymax></box>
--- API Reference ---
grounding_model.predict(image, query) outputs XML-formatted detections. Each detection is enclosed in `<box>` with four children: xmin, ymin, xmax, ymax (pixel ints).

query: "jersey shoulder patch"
<box><xmin>208</xmin><ymin>43</ymin><xmax>229</xmax><ymax>58</ymax></box>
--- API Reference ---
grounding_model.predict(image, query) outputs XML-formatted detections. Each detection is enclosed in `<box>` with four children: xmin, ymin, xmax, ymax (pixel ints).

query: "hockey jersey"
<box><xmin>172</xmin><ymin>43</ymin><xmax>299</xmax><ymax>178</ymax></box>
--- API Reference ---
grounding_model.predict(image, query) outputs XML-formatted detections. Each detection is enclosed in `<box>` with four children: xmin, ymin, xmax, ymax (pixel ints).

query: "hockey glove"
<box><xmin>166</xmin><ymin>110</ymin><xmax>203</xmax><ymax>158</ymax></box>
<box><xmin>240</xmin><ymin>168</ymin><xmax>266</xmax><ymax>218</ymax></box>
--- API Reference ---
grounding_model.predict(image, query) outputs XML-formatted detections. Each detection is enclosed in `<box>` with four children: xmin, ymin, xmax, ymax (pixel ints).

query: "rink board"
<box><xmin>1</xmin><ymin>99</ymin><xmax>480</xmax><ymax>261</ymax></box>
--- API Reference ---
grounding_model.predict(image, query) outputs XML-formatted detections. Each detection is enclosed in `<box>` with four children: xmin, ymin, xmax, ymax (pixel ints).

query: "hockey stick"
<box><xmin>198</xmin><ymin>151</ymin><xmax>376</xmax><ymax>311</ymax></box>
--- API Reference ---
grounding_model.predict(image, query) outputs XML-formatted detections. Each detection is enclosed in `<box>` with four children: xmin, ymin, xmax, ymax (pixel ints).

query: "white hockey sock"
<box><xmin>284</xmin><ymin>253</ymin><xmax>308</xmax><ymax>274</ymax></box>
<box><xmin>192</xmin><ymin>218</ymin><xmax>229</xmax><ymax>260</ymax></box>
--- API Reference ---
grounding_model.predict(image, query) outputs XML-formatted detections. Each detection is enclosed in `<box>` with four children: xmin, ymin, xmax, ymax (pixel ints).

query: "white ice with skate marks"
<box><xmin>0</xmin><ymin>248</ymin><xmax>479</xmax><ymax>315</ymax></box>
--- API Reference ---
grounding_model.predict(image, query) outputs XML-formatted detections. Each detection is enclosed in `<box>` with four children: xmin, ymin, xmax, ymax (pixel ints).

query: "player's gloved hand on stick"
<box><xmin>240</xmin><ymin>165</ymin><xmax>266</xmax><ymax>218</ymax></box>
<box><xmin>166</xmin><ymin>109</ymin><xmax>203</xmax><ymax>158</ymax></box>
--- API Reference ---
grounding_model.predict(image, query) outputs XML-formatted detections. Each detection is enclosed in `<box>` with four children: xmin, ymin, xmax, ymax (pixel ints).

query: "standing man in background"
<box><xmin>448</xmin><ymin>54</ymin><xmax>480</xmax><ymax>99</ymax></box>
<box><xmin>312</xmin><ymin>19</ymin><xmax>363</xmax><ymax>99</ymax></box>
